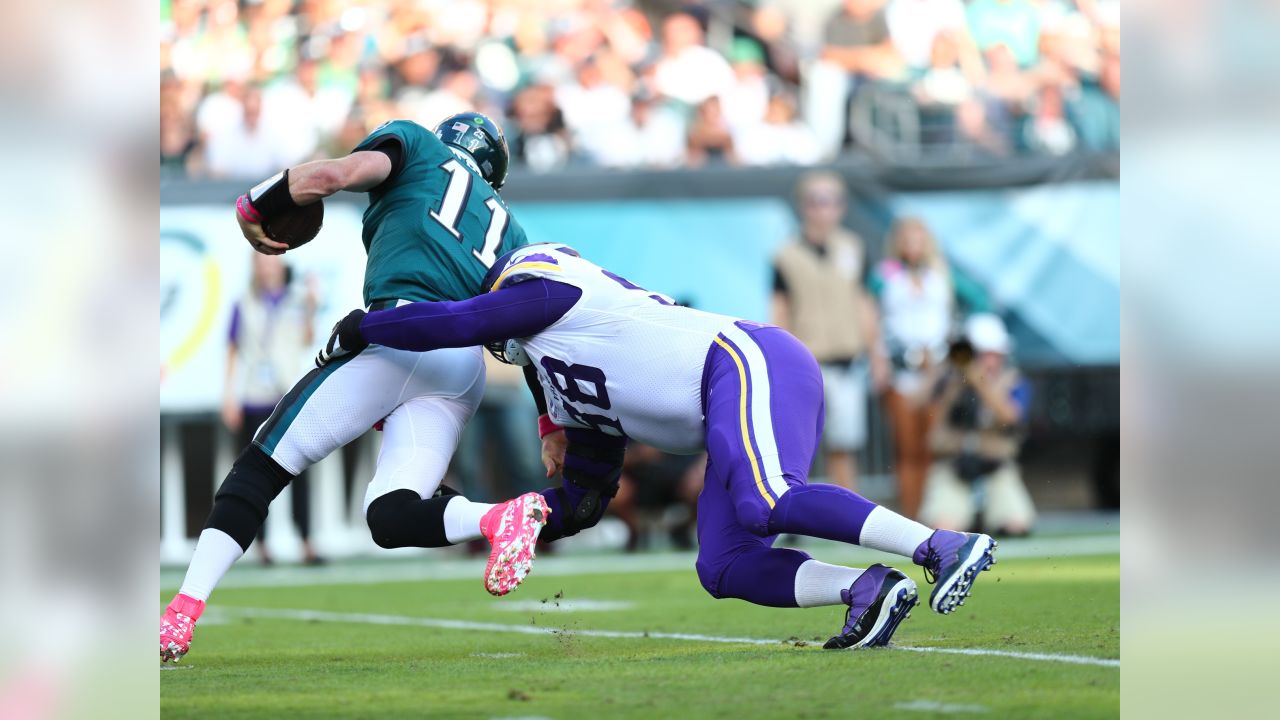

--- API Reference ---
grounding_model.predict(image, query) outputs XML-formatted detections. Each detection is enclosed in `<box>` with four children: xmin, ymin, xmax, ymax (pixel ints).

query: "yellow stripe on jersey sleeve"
<box><xmin>489</xmin><ymin>262</ymin><xmax>562</xmax><ymax>292</ymax></box>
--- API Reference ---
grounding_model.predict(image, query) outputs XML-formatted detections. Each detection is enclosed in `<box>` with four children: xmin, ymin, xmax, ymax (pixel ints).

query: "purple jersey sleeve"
<box><xmin>228</xmin><ymin>302</ymin><xmax>242</xmax><ymax>345</ymax></box>
<box><xmin>359</xmin><ymin>278</ymin><xmax>582</xmax><ymax>352</ymax></box>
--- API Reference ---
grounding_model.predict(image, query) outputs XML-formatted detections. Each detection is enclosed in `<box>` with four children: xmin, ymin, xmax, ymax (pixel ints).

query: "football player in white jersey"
<box><xmin>318</xmin><ymin>244</ymin><xmax>998</xmax><ymax>649</ymax></box>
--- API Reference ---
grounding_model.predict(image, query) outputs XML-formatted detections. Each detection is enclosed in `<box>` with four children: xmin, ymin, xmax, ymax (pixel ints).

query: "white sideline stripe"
<box><xmin>217</xmin><ymin>607</ymin><xmax>1119</xmax><ymax>669</ymax></box>
<box><xmin>494</xmin><ymin>599</ymin><xmax>635</xmax><ymax>613</ymax></box>
<box><xmin>162</xmin><ymin>534</ymin><xmax>1119</xmax><ymax>591</ymax></box>
<box><xmin>894</xmin><ymin>645</ymin><xmax>1120</xmax><ymax>668</ymax></box>
<box><xmin>896</xmin><ymin>700</ymin><xmax>989</xmax><ymax>714</ymax></box>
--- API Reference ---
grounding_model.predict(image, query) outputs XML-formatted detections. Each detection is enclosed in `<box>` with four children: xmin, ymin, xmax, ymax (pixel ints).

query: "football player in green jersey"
<box><xmin>163</xmin><ymin>113</ymin><xmax>555</xmax><ymax>663</ymax></box>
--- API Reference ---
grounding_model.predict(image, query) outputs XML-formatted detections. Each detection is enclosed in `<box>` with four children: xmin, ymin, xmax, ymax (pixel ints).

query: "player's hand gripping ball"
<box><xmin>262</xmin><ymin>199</ymin><xmax>324</xmax><ymax>249</ymax></box>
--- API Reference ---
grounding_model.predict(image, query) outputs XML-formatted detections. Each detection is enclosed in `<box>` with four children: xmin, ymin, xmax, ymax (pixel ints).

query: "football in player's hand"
<box><xmin>262</xmin><ymin>200</ymin><xmax>324</xmax><ymax>249</ymax></box>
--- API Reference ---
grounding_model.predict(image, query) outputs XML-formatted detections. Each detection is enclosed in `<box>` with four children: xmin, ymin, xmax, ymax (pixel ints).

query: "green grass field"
<box><xmin>161</xmin><ymin>538</ymin><xmax>1119</xmax><ymax>719</ymax></box>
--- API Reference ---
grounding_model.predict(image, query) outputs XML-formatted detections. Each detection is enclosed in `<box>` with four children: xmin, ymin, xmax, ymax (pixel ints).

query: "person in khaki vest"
<box><xmin>919</xmin><ymin>313</ymin><xmax>1036</xmax><ymax>535</ymax></box>
<box><xmin>771</xmin><ymin>171</ymin><xmax>888</xmax><ymax>490</ymax></box>
<box><xmin>222</xmin><ymin>253</ymin><xmax>323</xmax><ymax>564</ymax></box>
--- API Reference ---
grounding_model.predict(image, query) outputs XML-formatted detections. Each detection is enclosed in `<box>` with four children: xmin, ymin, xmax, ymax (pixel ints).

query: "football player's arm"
<box><xmin>360</xmin><ymin>279</ymin><xmax>581</xmax><ymax>351</ymax></box>
<box><xmin>525</xmin><ymin>363</ymin><xmax>567</xmax><ymax>478</ymax></box>
<box><xmin>314</xmin><ymin>279</ymin><xmax>582</xmax><ymax>366</ymax></box>
<box><xmin>235</xmin><ymin>151</ymin><xmax>395</xmax><ymax>254</ymax></box>
<box><xmin>287</xmin><ymin>151</ymin><xmax>394</xmax><ymax>200</ymax></box>
<box><xmin>536</xmin><ymin>429</ymin><xmax>627</xmax><ymax>543</ymax></box>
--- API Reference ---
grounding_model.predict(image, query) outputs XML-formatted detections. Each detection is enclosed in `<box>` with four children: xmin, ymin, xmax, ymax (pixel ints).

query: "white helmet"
<box><xmin>964</xmin><ymin>313</ymin><xmax>1012</xmax><ymax>355</ymax></box>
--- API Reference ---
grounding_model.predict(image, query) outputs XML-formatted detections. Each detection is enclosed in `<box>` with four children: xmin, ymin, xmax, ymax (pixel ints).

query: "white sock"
<box><xmin>444</xmin><ymin>497</ymin><xmax>496</xmax><ymax>544</ymax></box>
<box><xmin>178</xmin><ymin>528</ymin><xmax>245</xmax><ymax>602</ymax></box>
<box><xmin>858</xmin><ymin>506</ymin><xmax>935</xmax><ymax>560</ymax></box>
<box><xmin>793</xmin><ymin>560</ymin><xmax>865</xmax><ymax>608</ymax></box>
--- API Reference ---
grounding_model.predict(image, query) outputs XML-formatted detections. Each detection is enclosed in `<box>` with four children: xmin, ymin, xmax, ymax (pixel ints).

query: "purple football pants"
<box><xmin>694</xmin><ymin>322</ymin><xmax>878</xmax><ymax>608</ymax></box>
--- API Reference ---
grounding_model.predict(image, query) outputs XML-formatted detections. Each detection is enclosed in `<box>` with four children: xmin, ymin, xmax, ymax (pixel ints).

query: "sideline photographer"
<box><xmin>919</xmin><ymin>314</ymin><xmax>1036</xmax><ymax>535</ymax></box>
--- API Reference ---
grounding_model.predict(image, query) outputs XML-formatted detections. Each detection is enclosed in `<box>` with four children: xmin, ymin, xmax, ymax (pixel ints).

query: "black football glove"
<box><xmin>315</xmin><ymin>309</ymin><xmax>369</xmax><ymax>367</ymax></box>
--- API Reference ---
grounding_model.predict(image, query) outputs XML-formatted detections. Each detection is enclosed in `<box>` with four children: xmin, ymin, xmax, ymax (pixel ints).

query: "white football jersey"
<box><xmin>491</xmin><ymin>244</ymin><xmax>738</xmax><ymax>454</ymax></box>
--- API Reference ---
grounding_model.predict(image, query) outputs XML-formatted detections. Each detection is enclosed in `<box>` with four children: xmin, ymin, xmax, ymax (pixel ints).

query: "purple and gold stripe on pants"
<box><xmin>709</xmin><ymin>322</ymin><xmax>803</xmax><ymax>509</ymax></box>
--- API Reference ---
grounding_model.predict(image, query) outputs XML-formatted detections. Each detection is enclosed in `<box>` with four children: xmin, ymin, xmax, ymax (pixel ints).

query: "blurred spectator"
<box><xmin>721</xmin><ymin>38</ymin><xmax>771</xmax><ymax>135</ymax></box>
<box><xmin>653</xmin><ymin>12</ymin><xmax>734</xmax><ymax>107</ymax></box>
<box><xmin>919</xmin><ymin>314</ymin><xmax>1036</xmax><ymax>535</ymax></box>
<box><xmin>869</xmin><ymin>217</ymin><xmax>954</xmax><ymax>519</ymax></box>
<box><xmin>556</xmin><ymin>52</ymin><xmax>634</xmax><ymax>164</ymax></box>
<box><xmin>391</xmin><ymin>36</ymin><xmax>441</xmax><ymax>108</ymax></box>
<box><xmin>159</xmin><ymin>0</ymin><xmax>1118</xmax><ymax>173</ymax></box>
<box><xmin>610</xmin><ymin>445</ymin><xmax>705</xmax><ymax>552</ymax></box>
<box><xmin>806</xmin><ymin>0</ymin><xmax>907</xmax><ymax>157</ymax></box>
<box><xmin>734</xmin><ymin>92</ymin><xmax>821</xmax><ymax>166</ymax></box>
<box><xmin>747</xmin><ymin>4</ymin><xmax>801</xmax><ymax>86</ymax></box>
<box><xmin>772</xmin><ymin>172</ymin><xmax>887</xmax><ymax>490</ymax></box>
<box><xmin>1072</xmin><ymin>45</ymin><xmax>1119</xmax><ymax>149</ymax></box>
<box><xmin>203</xmin><ymin>84</ymin><xmax>304</xmax><ymax>179</ymax></box>
<box><xmin>685</xmin><ymin>96</ymin><xmax>737</xmax><ymax>167</ymax></box>
<box><xmin>1024</xmin><ymin>83</ymin><xmax>1077</xmax><ymax>155</ymax></box>
<box><xmin>980</xmin><ymin>43</ymin><xmax>1036</xmax><ymax>146</ymax></box>
<box><xmin>195</xmin><ymin>77</ymin><xmax>248</xmax><ymax>152</ymax></box>
<box><xmin>610</xmin><ymin>91</ymin><xmax>687</xmax><ymax>169</ymax></box>
<box><xmin>965</xmin><ymin>0</ymin><xmax>1042</xmax><ymax>67</ymax></box>
<box><xmin>886</xmin><ymin>0</ymin><xmax>970</xmax><ymax>72</ymax></box>
<box><xmin>408</xmin><ymin>70</ymin><xmax>480</xmax><ymax>128</ymax></box>
<box><xmin>264</xmin><ymin>55</ymin><xmax>354</xmax><ymax>144</ymax></box>
<box><xmin>508</xmin><ymin>83</ymin><xmax>571</xmax><ymax>172</ymax></box>
<box><xmin>222</xmin><ymin>253</ymin><xmax>322</xmax><ymax>565</ymax></box>
<box><xmin>161</xmin><ymin>75</ymin><xmax>198</xmax><ymax>177</ymax></box>
<box><xmin>910</xmin><ymin>32</ymin><xmax>1006</xmax><ymax>154</ymax></box>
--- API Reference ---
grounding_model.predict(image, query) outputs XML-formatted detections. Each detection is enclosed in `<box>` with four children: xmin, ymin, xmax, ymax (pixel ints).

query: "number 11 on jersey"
<box><xmin>428</xmin><ymin>158</ymin><xmax>508</xmax><ymax>268</ymax></box>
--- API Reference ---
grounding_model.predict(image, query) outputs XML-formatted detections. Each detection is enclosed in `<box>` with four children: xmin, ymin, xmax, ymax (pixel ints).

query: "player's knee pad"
<box><xmin>733</xmin><ymin>497</ymin><xmax>774</xmax><ymax>538</ymax></box>
<box><xmin>208</xmin><ymin>444</ymin><xmax>295</xmax><ymax>550</ymax></box>
<box><xmin>365</xmin><ymin>489</ymin><xmax>452</xmax><ymax>549</ymax></box>
<box><xmin>694</xmin><ymin>559</ymin><xmax>726</xmax><ymax>599</ymax></box>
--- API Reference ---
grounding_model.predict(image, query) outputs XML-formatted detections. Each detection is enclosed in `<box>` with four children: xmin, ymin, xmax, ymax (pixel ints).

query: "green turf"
<box><xmin>161</xmin><ymin>552</ymin><xmax>1119</xmax><ymax>719</ymax></box>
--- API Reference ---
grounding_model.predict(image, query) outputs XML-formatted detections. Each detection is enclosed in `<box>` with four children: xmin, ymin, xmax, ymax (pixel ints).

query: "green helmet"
<box><xmin>433</xmin><ymin>111</ymin><xmax>510</xmax><ymax>190</ymax></box>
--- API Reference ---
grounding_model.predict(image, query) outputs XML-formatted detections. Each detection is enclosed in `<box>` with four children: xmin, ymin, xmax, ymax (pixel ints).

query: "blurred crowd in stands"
<box><xmin>161</xmin><ymin>0</ymin><xmax>1120</xmax><ymax>179</ymax></box>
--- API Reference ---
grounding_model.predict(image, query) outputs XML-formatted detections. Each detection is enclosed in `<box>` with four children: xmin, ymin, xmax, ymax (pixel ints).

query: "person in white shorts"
<box><xmin>771</xmin><ymin>172</ymin><xmax>887</xmax><ymax>490</ymax></box>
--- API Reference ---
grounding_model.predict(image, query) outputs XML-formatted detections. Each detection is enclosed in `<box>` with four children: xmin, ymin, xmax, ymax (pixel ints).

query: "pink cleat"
<box><xmin>160</xmin><ymin>593</ymin><xmax>206</xmax><ymax>663</ymax></box>
<box><xmin>479</xmin><ymin>493</ymin><xmax>551</xmax><ymax>596</ymax></box>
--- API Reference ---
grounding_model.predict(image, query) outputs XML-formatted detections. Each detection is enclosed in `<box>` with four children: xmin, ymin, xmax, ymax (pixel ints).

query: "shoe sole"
<box><xmin>930</xmin><ymin>535</ymin><xmax>998</xmax><ymax>614</ymax></box>
<box><xmin>484</xmin><ymin>494</ymin><xmax>550</xmax><ymax>597</ymax></box>
<box><xmin>160</xmin><ymin>641</ymin><xmax>188</xmax><ymax>663</ymax></box>
<box><xmin>863</xmin><ymin>577</ymin><xmax>919</xmax><ymax>648</ymax></box>
<box><xmin>824</xmin><ymin>575</ymin><xmax>918</xmax><ymax>650</ymax></box>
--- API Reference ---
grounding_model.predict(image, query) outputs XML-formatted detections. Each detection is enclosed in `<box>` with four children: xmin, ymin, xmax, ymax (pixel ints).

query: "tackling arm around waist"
<box><xmin>359</xmin><ymin>278</ymin><xmax>582</xmax><ymax>351</ymax></box>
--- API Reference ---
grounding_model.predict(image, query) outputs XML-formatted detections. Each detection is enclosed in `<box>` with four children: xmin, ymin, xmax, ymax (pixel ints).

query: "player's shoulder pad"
<box><xmin>482</xmin><ymin>243</ymin><xmax>582</xmax><ymax>293</ymax></box>
<box><xmin>354</xmin><ymin>119</ymin><xmax>429</xmax><ymax>153</ymax></box>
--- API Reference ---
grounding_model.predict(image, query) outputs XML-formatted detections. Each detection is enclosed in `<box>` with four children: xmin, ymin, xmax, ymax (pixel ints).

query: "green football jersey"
<box><xmin>353</xmin><ymin>120</ymin><xmax>528</xmax><ymax>305</ymax></box>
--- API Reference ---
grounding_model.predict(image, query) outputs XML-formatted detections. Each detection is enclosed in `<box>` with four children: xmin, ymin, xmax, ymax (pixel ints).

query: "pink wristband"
<box><xmin>236</xmin><ymin>194</ymin><xmax>263</xmax><ymax>224</ymax></box>
<box><xmin>538</xmin><ymin>414</ymin><xmax>561</xmax><ymax>438</ymax></box>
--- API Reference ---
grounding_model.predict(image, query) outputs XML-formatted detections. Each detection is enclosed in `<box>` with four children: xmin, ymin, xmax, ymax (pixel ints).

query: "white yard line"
<box><xmin>894</xmin><ymin>645</ymin><xmax>1120</xmax><ymax>668</ymax></box>
<box><xmin>895</xmin><ymin>700</ymin><xmax>990</xmax><ymax>714</ymax></box>
<box><xmin>215</xmin><ymin>607</ymin><xmax>1120</xmax><ymax>669</ymax></box>
<box><xmin>162</xmin><ymin>534</ymin><xmax>1119</xmax><ymax>591</ymax></box>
